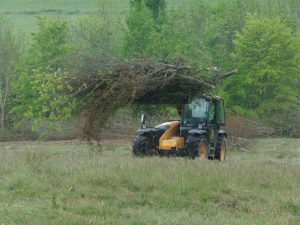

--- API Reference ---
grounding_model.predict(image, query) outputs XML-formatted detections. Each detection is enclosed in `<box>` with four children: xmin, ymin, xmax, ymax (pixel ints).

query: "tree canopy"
<box><xmin>226</xmin><ymin>16</ymin><xmax>300</xmax><ymax>135</ymax></box>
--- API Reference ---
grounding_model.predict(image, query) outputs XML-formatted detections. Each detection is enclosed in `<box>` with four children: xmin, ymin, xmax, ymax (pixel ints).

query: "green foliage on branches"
<box><xmin>162</xmin><ymin>1</ymin><xmax>211</xmax><ymax>66</ymax></box>
<box><xmin>204</xmin><ymin>0</ymin><xmax>300</xmax><ymax>69</ymax></box>
<box><xmin>26</xmin><ymin>69</ymin><xmax>76</xmax><ymax>131</ymax></box>
<box><xmin>12</xmin><ymin>17</ymin><xmax>75</xmax><ymax>134</ymax></box>
<box><xmin>72</xmin><ymin>0</ymin><xmax>121</xmax><ymax>56</ymax></box>
<box><xmin>26</xmin><ymin>16</ymin><xmax>70</xmax><ymax>71</ymax></box>
<box><xmin>72</xmin><ymin>15</ymin><xmax>112</xmax><ymax>54</ymax></box>
<box><xmin>226</xmin><ymin>16</ymin><xmax>300</xmax><ymax>135</ymax></box>
<box><xmin>0</xmin><ymin>16</ymin><xmax>23</xmax><ymax>129</ymax></box>
<box><xmin>124</xmin><ymin>0</ymin><xmax>211</xmax><ymax>66</ymax></box>
<box><xmin>124</xmin><ymin>2</ymin><xmax>158</xmax><ymax>58</ymax></box>
<box><xmin>130</xmin><ymin>0</ymin><xmax>166</xmax><ymax>23</ymax></box>
<box><xmin>145</xmin><ymin>0</ymin><xmax>166</xmax><ymax>16</ymax></box>
<box><xmin>204</xmin><ymin>0</ymin><xmax>246</xmax><ymax>68</ymax></box>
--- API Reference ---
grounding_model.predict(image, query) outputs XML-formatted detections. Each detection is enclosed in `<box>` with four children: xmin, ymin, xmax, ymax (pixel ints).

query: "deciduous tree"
<box><xmin>227</xmin><ymin>16</ymin><xmax>300</xmax><ymax>135</ymax></box>
<box><xmin>0</xmin><ymin>16</ymin><xmax>22</xmax><ymax>129</ymax></box>
<box><xmin>12</xmin><ymin>17</ymin><xmax>75</xmax><ymax>133</ymax></box>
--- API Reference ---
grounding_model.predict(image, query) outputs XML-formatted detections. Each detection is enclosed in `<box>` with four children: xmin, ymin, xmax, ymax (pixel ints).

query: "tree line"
<box><xmin>0</xmin><ymin>0</ymin><xmax>299</xmax><ymax>138</ymax></box>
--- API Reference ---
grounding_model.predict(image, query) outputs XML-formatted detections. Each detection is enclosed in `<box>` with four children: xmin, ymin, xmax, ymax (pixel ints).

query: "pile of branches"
<box><xmin>70</xmin><ymin>58</ymin><xmax>236</xmax><ymax>141</ymax></box>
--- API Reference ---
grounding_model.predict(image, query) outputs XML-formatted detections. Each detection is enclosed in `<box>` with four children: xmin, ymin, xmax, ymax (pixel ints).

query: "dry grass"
<box><xmin>0</xmin><ymin>138</ymin><xmax>299</xmax><ymax>225</ymax></box>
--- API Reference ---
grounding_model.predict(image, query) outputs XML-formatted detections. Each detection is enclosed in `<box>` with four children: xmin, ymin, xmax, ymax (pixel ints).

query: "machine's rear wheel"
<box><xmin>187</xmin><ymin>135</ymin><xmax>208</xmax><ymax>160</ymax></box>
<box><xmin>215</xmin><ymin>135</ymin><xmax>227</xmax><ymax>161</ymax></box>
<box><xmin>132</xmin><ymin>135</ymin><xmax>156</xmax><ymax>157</ymax></box>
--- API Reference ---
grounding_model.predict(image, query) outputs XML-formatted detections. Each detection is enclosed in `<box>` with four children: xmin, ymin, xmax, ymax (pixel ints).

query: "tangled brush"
<box><xmin>70</xmin><ymin>58</ymin><xmax>236</xmax><ymax>141</ymax></box>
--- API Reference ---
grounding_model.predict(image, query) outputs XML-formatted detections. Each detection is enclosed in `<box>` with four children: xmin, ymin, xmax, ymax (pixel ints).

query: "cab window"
<box><xmin>182</xmin><ymin>99</ymin><xmax>208</xmax><ymax>127</ymax></box>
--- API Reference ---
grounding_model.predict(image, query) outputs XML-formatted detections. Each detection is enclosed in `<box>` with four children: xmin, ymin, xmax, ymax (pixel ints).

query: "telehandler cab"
<box><xmin>132</xmin><ymin>96</ymin><xmax>227</xmax><ymax>161</ymax></box>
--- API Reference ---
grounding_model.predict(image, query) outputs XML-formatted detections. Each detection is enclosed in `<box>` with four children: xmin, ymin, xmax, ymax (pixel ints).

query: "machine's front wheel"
<box><xmin>187</xmin><ymin>135</ymin><xmax>208</xmax><ymax>160</ymax></box>
<box><xmin>132</xmin><ymin>135</ymin><xmax>156</xmax><ymax>157</ymax></box>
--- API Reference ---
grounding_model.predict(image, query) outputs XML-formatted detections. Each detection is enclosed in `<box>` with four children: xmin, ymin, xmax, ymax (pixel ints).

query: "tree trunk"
<box><xmin>0</xmin><ymin>105</ymin><xmax>5</xmax><ymax>129</ymax></box>
<box><xmin>0</xmin><ymin>107</ymin><xmax>4</xmax><ymax>142</ymax></box>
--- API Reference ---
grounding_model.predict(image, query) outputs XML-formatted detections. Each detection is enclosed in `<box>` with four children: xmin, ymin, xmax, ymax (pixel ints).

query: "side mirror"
<box><xmin>141</xmin><ymin>112</ymin><xmax>146</xmax><ymax>129</ymax></box>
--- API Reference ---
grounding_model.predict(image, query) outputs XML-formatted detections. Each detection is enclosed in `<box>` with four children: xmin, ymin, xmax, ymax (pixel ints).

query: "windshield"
<box><xmin>182</xmin><ymin>99</ymin><xmax>208</xmax><ymax>127</ymax></box>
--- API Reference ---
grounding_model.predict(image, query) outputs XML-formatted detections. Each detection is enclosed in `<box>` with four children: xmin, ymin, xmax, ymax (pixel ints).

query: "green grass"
<box><xmin>1</xmin><ymin>0</ymin><xmax>124</xmax><ymax>33</ymax></box>
<box><xmin>0</xmin><ymin>0</ymin><xmax>217</xmax><ymax>33</ymax></box>
<box><xmin>0</xmin><ymin>138</ymin><xmax>299</xmax><ymax>224</ymax></box>
<box><xmin>1</xmin><ymin>0</ymin><xmax>102</xmax><ymax>33</ymax></box>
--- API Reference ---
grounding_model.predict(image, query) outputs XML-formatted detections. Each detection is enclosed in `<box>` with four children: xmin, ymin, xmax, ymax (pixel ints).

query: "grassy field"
<box><xmin>0</xmin><ymin>0</ymin><xmax>163</xmax><ymax>32</ymax></box>
<box><xmin>1</xmin><ymin>0</ymin><xmax>120</xmax><ymax>33</ymax></box>
<box><xmin>0</xmin><ymin>138</ymin><xmax>299</xmax><ymax>225</ymax></box>
<box><xmin>0</xmin><ymin>0</ymin><xmax>217</xmax><ymax>33</ymax></box>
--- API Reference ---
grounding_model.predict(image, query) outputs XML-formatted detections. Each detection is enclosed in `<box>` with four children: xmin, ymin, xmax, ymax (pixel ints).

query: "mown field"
<box><xmin>0</xmin><ymin>0</ymin><xmax>170</xmax><ymax>32</ymax></box>
<box><xmin>1</xmin><ymin>0</ymin><xmax>123</xmax><ymax>33</ymax></box>
<box><xmin>0</xmin><ymin>0</ymin><xmax>217</xmax><ymax>33</ymax></box>
<box><xmin>0</xmin><ymin>138</ymin><xmax>299</xmax><ymax>225</ymax></box>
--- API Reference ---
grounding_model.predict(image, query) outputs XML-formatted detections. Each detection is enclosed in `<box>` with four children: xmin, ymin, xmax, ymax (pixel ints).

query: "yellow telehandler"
<box><xmin>132</xmin><ymin>96</ymin><xmax>227</xmax><ymax>161</ymax></box>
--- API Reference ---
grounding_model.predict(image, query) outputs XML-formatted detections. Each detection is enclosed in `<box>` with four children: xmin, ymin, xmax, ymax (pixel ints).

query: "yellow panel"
<box><xmin>160</xmin><ymin>137</ymin><xmax>184</xmax><ymax>151</ymax></box>
<box><xmin>159</xmin><ymin>121</ymin><xmax>185</xmax><ymax>151</ymax></box>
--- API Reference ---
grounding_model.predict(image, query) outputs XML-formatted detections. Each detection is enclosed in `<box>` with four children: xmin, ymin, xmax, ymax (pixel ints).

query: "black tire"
<box><xmin>186</xmin><ymin>135</ymin><xmax>208</xmax><ymax>160</ymax></box>
<box><xmin>215</xmin><ymin>135</ymin><xmax>227</xmax><ymax>161</ymax></box>
<box><xmin>132</xmin><ymin>135</ymin><xmax>156</xmax><ymax>157</ymax></box>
